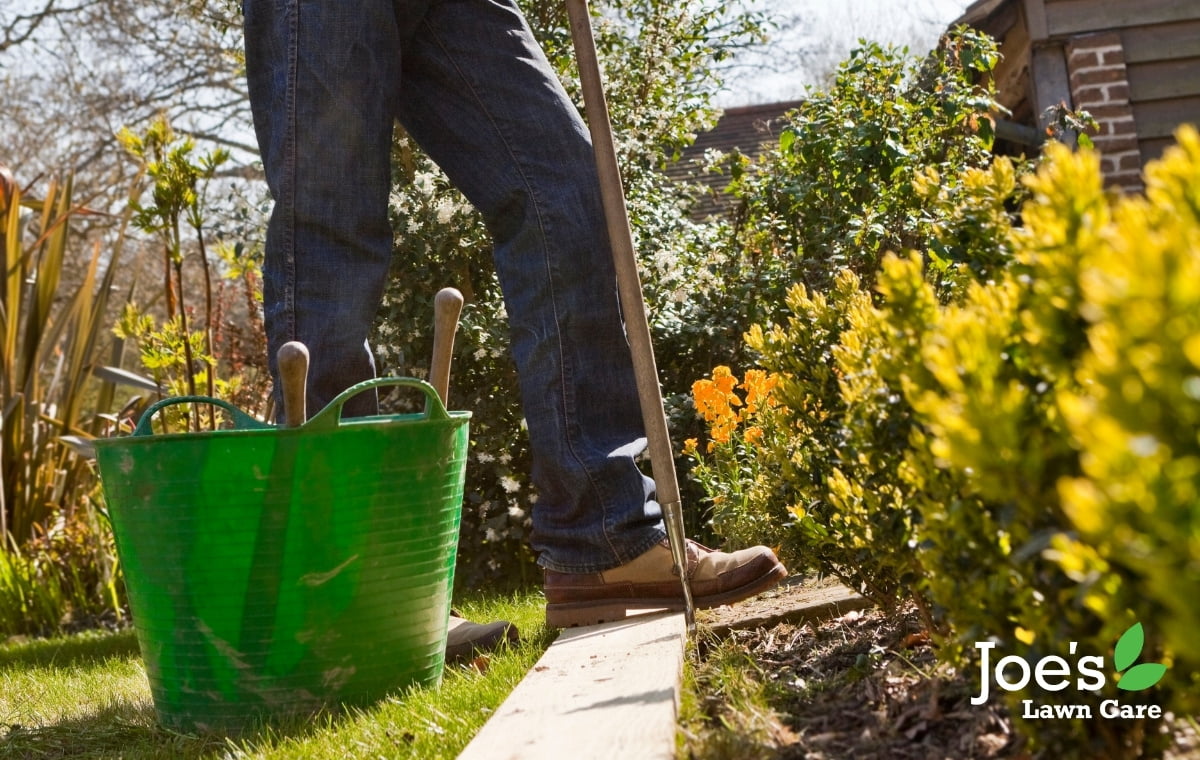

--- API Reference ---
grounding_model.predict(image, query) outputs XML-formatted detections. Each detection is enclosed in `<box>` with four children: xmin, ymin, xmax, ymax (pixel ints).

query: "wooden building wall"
<box><xmin>1032</xmin><ymin>0</ymin><xmax>1200</xmax><ymax>162</ymax></box>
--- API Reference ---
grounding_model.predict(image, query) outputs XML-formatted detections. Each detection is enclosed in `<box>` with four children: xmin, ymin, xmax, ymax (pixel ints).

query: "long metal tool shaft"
<box><xmin>565</xmin><ymin>0</ymin><xmax>695</xmax><ymax>630</ymax></box>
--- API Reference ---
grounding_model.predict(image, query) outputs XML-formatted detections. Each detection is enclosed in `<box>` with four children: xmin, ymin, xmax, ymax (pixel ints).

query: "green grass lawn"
<box><xmin>0</xmin><ymin>592</ymin><xmax>550</xmax><ymax>760</ymax></box>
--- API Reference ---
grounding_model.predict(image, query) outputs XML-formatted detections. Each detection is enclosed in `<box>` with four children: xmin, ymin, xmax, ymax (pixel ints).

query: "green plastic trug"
<box><xmin>94</xmin><ymin>378</ymin><xmax>470</xmax><ymax>734</ymax></box>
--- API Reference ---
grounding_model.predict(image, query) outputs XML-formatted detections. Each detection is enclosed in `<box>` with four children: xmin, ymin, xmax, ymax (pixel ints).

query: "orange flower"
<box><xmin>712</xmin><ymin>365</ymin><xmax>739</xmax><ymax>397</ymax></box>
<box><xmin>740</xmin><ymin>369</ymin><xmax>780</xmax><ymax>416</ymax></box>
<box><xmin>710</xmin><ymin>419</ymin><xmax>735</xmax><ymax>447</ymax></box>
<box><xmin>692</xmin><ymin>368</ymin><xmax>741</xmax><ymax>426</ymax></box>
<box><xmin>693</xmin><ymin>366</ymin><xmax>762</xmax><ymax>451</ymax></box>
<box><xmin>744</xmin><ymin>425</ymin><xmax>764</xmax><ymax>447</ymax></box>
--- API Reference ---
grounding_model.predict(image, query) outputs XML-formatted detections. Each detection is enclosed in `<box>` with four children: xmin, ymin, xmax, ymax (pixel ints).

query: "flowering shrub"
<box><xmin>716</xmin><ymin>29</ymin><xmax>1009</xmax><ymax>302</ymax></box>
<box><xmin>660</xmin><ymin>30</ymin><xmax>1022</xmax><ymax>533</ymax></box>
<box><xmin>684</xmin><ymin>367</ymin><xmax>789</xmax><ymax>553</ymax></box>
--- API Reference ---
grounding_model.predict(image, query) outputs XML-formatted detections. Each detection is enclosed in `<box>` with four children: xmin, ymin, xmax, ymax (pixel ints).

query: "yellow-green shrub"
<box><xmin>853</xmin><ymin>138</ymin><xmax>1200</xmax><ymax>756</ymax></box>
<box><xmin>733</xmin><ymin>133</ymin><xmax>1200</xmax><ymax>756</ymax></box>
<box><xmin>741</xmin><ymin>272</ymin><xmax>925</xmax><ymax>610</ymax></box>
<box><xmin>735</xmin><ymin>159</ymin><xmax>1032</xmax><ymax>618</ymax></box>
<box><xmin>1055</xmin><ymin>127</ymin><xmax>1200</xmax><ymax>694</ymax></box>
<box><xmin>870</xmin><ymin>250</ymin><xmax>1143</xmax><ymax>757</ymax></box>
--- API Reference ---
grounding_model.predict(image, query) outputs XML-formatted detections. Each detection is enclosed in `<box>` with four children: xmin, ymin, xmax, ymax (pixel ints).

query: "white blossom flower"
<box><xmin>500</xmin><ymin>476</ymin><xmax>521</xmax><ymax>493</ymax></box>
<box><xmin>413</xmin><ymin>171</ymin><xmax>435</xmax><ymax>195</ymax></box>
<box><xmin>476</xmin><ymin>452</ymin><xmax>495</xmax><ymax>463</ymax></box>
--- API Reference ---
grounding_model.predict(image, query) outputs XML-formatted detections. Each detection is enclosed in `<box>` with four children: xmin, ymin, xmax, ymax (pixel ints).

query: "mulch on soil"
<box><xmin>696</xmin><ymin>577</ymin><xmax>1199</xmax><ymax>760</ymax></box>
<box><xmin>700</xmin><ymin>579</ymin><xmax>1017</xmax><ymax>760</ymax></box>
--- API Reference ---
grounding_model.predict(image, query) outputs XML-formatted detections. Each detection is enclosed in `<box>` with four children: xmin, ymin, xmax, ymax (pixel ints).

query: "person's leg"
<box><xmin>395</xmin><ymin>0</ymin><xmax>786</xmax><ymax>626</ymax></box>
<box><xmin>394</xmin><ymin>0</ymin><xmax>665</xmax><ymax>573</ymax></box>
<box><xmin>243</xmin><ymin>0</ymin><xmax>521</xmax><ymax>649</ymax></box>
<box><xmin>245</xmin><ymin>0</ymin><xmax>785</xmax><ymax>625</ymax></box>
<box><xmin>244</xmin><ymin>0</ymin><xmax>410</xmax><ymax>420</ymax></box>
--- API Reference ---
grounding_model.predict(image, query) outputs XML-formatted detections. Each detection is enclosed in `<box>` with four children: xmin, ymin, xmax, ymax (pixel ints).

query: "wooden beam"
<box><xmin>1021</xmin><ymin>0</ymin><xmax>1049</xmax><ymax>41</ymax></box>
<box><xmin>457</xmin><ymin>612</ymin><xmax>686</xmax><ymax>760</ymax></box>
<box><xmin>1030</xmin><ymin>41</ymin><xmax>1073</xmax><ymax>121</ymax></box>
<box><xmin>1045</xmin><ymin>0</ymin><xmax>1199</xmax><ymax>38</ymax></box>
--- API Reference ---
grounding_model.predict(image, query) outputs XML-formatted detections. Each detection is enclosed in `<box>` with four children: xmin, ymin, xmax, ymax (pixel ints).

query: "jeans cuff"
<box><xmin>535</xmin><ymin>528</ymin><xmax>668</xmax><ymax>574</ymax></box>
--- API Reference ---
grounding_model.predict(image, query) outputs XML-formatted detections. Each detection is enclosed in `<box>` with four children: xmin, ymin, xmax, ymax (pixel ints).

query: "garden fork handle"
<box><xmin>278</xmin><ymin>341</ymin><xmax>309</xmax><ymax>427</ymax></box>
<box><xmin>565</xmin><ymin>0</ymin><xmax>695</xmax><ymax>631</ymax></box>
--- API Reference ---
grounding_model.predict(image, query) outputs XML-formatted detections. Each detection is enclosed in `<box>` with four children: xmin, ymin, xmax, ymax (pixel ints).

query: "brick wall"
<box><xmin>1065</xmin><ymin>32</ymin><xmax>1142</xmax><ymax>191</ymax></box>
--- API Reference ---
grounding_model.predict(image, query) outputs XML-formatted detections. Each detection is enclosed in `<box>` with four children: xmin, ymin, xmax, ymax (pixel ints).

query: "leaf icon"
<box><xmin>1114</xmin><ymin>622</ymin><xmax>1145</xmax><ymax>672</ymax></box>
<box><xmin>1117</xmin><ymin>663</ymin><xmax>1167</xmax><ymax>691</ymax></box>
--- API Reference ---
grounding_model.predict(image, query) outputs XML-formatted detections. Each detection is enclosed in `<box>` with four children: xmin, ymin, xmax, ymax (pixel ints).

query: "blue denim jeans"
<box><xmin>243</xmin><ymin>0</ymin><xmax>666</xmax><ymax>573</ymax></box>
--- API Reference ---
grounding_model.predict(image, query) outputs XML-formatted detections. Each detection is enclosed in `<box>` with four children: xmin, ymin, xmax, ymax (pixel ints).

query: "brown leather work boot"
<box><xmin>543</xmin><ymin>539</ymin><xmax>787</xmax><ymax>628</ymax></box>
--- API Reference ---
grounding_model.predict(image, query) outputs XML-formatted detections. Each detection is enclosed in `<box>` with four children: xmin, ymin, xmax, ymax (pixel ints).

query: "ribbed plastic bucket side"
<box><xmin>96</xmin><ymin>409</ymin><xmax>468</xmax><ymax>734</ymax></box>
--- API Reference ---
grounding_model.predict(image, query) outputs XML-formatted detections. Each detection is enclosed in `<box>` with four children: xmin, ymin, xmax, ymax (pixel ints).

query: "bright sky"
<box><xmin>719</xmin><ymin>0</ymin><xmax>977</xmax><ymax>105</ymax></box>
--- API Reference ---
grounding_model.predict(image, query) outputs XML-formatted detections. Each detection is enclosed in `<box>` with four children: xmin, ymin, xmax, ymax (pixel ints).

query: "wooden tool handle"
<box><xmin>566</xmin><ymin>0</ymin><xmax>694</xmax><ymax>630</ymax></box>
<box><xmin>430</xmin><ymin>288</ymin><xmax>464</xmax><ymax>406</ymax></box>
<box><xmin>278</xmin><ymin>341</ymin><xmax>309</xmax><ymax>427</ymax></box>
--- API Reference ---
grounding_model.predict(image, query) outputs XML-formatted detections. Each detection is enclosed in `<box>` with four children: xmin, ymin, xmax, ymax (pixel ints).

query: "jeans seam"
<box><xmin>280</xmin><ymin>0</ymin><xmax>298</xmax><ymax>341</ymax></box>
<box><xmin>421</xmin><ymin>16</ymin><xmax>622</xmax><ymax>563</ymax></box>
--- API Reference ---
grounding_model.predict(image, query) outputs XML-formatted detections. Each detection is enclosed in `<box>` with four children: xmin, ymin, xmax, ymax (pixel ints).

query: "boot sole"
<box><xmin>545</xmin><ymin>561</ymin><xmax>788</xmax><ymax>628</ymax></box>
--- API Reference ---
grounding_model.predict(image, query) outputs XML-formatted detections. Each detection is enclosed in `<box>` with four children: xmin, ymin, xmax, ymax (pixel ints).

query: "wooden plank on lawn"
<box><xmin>458</xmin><ymin>611</ymin><xmax>686</xmax><ymax>760</ymax></box>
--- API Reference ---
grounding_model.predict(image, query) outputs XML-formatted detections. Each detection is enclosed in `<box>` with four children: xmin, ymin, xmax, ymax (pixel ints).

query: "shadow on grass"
<box><xmin>0</xmin><ymin>628</ymin><xmax>345</xmax><ymax>759</ymax></box>
<box><xmin>1</xmin><ymin>595</ymin><xmax>554</xmax><ymax>759</ymax></box>
<box><xmin>0</xmin><ymin>690</ymin><xmax>370</xmax><ymax>760</ymax></box>
<box><xmin>1</xmin><ymin>702</ymin><xmax>222</xmax><ymax>760</ymax></box>
<box><xmin>0</xmin><ymin>629</ymin><xmax>140</xmax><ymax>669</ymax></box>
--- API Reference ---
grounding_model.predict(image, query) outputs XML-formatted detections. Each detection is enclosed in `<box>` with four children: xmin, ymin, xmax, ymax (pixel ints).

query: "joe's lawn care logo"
<box><xmin>971</xmin><ymin>622</ymin><xmax>1167</xmax><ymax>719</ymax></box>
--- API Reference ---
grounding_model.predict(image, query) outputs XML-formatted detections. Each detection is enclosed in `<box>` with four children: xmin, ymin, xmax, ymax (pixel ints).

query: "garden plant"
<box><xmin>686</xmin><ymin>36</ymin><xmax>1200</xmax><ymax>754</ymax></box>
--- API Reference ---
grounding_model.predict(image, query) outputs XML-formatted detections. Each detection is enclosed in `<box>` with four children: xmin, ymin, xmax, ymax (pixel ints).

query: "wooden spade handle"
<box><xmin>430</xmin><ymin>288</ymin><xmax>464</xmax><ymax>407</ymax></box>
<box><xmin>277</xmin><ymin>341</ymin><xmax>310</xmax><ymax>427</ymax></box>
